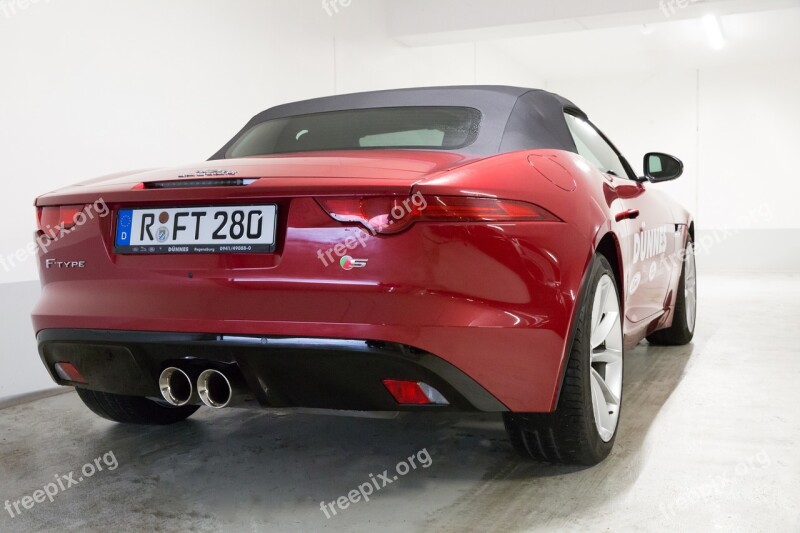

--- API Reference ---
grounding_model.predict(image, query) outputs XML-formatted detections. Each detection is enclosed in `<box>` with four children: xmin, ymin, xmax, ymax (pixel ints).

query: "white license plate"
<box><xmin>114</xmin><ymin>205</ymin><xmax>277</xmax><ymax>254</ymax></box>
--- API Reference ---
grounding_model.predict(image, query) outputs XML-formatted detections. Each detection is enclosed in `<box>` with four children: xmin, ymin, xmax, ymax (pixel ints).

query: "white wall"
<box><xmin>698</xmin><ymin>62</ymin><xmax>800</xmax><ymax>230</ymax></box>
<box><xmin>546</xmin><ymin>58</ymin><xmax>800</xmax><ymax>271</ymax></box>
<box><xmin>331</xmin><ymin>2</ymin><xmax>545</xmax><ymax>92</ymax></box>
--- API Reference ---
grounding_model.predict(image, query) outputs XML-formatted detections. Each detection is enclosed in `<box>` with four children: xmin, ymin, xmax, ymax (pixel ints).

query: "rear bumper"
<box><xmin>32</xmin><ymin>280</ymin><xmax>583</xmax><ymax>412</ymax></box>
<box><xmin>38</xmin><ymin>329</ymin><xmax>507</xmax><ymax>412</ymax></box>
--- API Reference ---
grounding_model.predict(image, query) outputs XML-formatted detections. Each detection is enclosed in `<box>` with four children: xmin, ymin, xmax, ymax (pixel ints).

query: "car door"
<box><xmin>563</xmin><ymin>112</ymin><xmax>676</xmax><ymax>324</ymax></box>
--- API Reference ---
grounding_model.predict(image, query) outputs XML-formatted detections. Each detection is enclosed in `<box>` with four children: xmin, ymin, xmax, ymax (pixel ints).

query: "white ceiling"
<box><xmin>388</xmin><ymin>0</ymin><xmax>799</xmax><ymax>43</ymax></box>
<box><xmin>387</xmin><ymin>0</ymin><xmax>800</xmax><ymax>79</ymax></box>
<box><xmin>487</xmin><ymin>7</ymin><xmax>800</xmax><ymax>79</ymax></box>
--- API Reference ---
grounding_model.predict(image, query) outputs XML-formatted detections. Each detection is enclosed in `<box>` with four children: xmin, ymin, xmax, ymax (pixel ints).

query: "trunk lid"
<box><xmin>37</xmin><ymin>150</ymin><xmax>479</xmax><ymax>206</ymax></box>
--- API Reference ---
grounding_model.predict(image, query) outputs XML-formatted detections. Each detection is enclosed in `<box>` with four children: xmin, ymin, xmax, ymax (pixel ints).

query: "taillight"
<box><xmin>36</xmin><ymin>205</ymin><xmax>85</xmax><ymax>233</ymax></box>
<box><xmin>316</xmin><ymin>195</ymin><xmax>559</xmax><ymax>235</ymax></box>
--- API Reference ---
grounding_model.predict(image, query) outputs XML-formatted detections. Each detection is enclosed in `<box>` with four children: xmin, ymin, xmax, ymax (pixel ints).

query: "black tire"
<box><xmin>504</xmin><ymin>254</ymin><xmax>622</xmax><ymax>466</ymax></box>
<box><xmin>75</xmin><ymin>388</ymin><xmax>200</xmax><ymax>425</ymax></box>
<box><xmin>647</xmin><ymin>236</ymin><xmax>696</xmax><ymax>346</ymax></box>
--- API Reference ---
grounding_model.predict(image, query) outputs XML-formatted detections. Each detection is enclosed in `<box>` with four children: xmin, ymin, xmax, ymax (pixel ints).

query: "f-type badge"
<box><xmin>46</xmin><ymin>259</ymin><xmax>86</xmax><ymax>269</ymax></box>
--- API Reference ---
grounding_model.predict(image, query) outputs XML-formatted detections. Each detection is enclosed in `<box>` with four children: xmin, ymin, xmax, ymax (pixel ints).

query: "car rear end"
<box><xmin>33</xmin><ymin>95</ymin><xmax>596</xmax><ymax>415</ymax></box>
<box><xmin>32</xmin><ymin>151</ymin><xmax>590</xmax><ymax>415</ymax></box>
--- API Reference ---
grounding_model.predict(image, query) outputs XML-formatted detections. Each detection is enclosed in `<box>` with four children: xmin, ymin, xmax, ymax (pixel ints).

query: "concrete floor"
<box><xmin>1</xmin><ymin>274</ymin><xmax>799</xmax><ymax>532</ymax></box>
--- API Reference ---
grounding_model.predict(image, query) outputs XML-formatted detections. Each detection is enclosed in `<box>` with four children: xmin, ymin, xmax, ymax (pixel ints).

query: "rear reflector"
<box><xmin>316</xmin><ymin>195</ymin><xmax>560</xmax><ymax>235</ymax></box>
<box><xmin>382</xmin><ymin>379</ymin><xmax>449</xmax><ymax>405</ymax></box>
<box><xmin>54</xmin><ymin>362</ymin><xmax>87</xmax><ymax>383</ymax></box>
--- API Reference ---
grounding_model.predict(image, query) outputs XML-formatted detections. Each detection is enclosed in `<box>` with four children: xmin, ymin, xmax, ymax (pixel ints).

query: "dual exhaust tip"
<box><xmin>158</xmin><ymin>367</ymin><xmax>240</xmax><ymax>409</ymax></box>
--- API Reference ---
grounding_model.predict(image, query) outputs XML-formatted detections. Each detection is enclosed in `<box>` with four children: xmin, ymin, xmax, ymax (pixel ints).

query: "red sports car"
<box><xmin>33</xmin><ymin>86</ymin><xmax>695</xmax><ymax>465</ymax></box>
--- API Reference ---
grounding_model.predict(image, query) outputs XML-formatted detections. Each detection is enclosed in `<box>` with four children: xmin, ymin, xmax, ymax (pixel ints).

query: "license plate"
<box><xmin>114</xmin><ymin>205</ymin><xmax>277</xmax><ymax>254</ymax></box>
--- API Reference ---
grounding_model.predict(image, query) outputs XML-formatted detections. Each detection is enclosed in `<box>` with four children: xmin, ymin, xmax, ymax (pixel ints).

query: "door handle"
<box><xmin>615</xmin><ymin>209</ymin><xmax>640</xmax><ymax>222</ymax></box>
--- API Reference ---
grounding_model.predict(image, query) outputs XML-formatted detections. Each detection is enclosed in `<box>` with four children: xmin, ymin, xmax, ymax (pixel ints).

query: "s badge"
<box><xmin>340</xmin><ymin>256</ymin><xmax>368</xmax><ymax>270</ymax></box>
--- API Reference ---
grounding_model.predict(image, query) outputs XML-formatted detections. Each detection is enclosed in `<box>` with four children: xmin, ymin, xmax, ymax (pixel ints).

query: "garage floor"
<box><xmin>1</xmin><ymin>275</ymin><xmax>799</xmax><ymax>532</ymax></box>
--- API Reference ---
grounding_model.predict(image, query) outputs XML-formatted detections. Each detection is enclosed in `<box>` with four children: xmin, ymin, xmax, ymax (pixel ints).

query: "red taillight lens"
<box><xmin>316</xmin><ymin>195</ymin><xmax>559</xmax><ymax>235</ymax></box>
<box><xmin>421</xmin><ymin>196</ymin><xmax>559</xmax><ymax>222</ymax></box>
<box><xmin>316</xmin><ymin>196</ymin><xmax>420</xmax><ymax>234</ymax></box>
<box><xmin>36</xmin><ymin>205</ymin><xmax>85</xmax><ymax>233</ymax></box>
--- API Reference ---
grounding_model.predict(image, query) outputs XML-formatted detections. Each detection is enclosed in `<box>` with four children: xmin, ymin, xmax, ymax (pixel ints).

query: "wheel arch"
<box><xmin>552</xmin><ymin>230</ymin><xmax>624</xmax><ymax>410</ymax></box>
<box><xmin>595</xmin><ymin>231</ymin><xmax>625</xmax><ymax>311</ymax></box>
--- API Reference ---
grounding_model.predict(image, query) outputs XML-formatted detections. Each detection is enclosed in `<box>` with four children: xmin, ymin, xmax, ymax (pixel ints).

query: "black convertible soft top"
<box><xmin>210</xmin><ymin>86</ymin><xmax>586</xmax><ymax>159</ymax></box>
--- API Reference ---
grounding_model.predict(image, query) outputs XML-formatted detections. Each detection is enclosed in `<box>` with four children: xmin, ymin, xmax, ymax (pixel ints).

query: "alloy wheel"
<box><xmin>589</xmin><ymin>274</ymin><xmax>624</xmax><ymax>443</ymax></box>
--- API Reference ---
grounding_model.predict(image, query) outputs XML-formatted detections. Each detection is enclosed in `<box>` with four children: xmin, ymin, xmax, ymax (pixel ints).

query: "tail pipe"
<box><xmin>197</xmin><ymin>369</ymin><xmax>250</xmax><ymax>409</ymax></box>
<box><xmin>158</xmin><ymin>367</ymin><xmax>194</xmax><ymax>407</ymax></box>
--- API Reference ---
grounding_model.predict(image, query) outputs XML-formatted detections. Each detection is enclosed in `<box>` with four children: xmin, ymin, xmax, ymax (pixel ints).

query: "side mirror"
<box><xmin>643</xmin><ymin>153</ymin><xmax>683</xmax><ymax>183</ymax></box>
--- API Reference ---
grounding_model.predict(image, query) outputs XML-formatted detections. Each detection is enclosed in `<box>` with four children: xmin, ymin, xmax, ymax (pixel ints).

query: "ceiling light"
<box><xmin>702</xmin><ymin>14</ymin><xmax>726</xmax><ymax>50</ymax></box>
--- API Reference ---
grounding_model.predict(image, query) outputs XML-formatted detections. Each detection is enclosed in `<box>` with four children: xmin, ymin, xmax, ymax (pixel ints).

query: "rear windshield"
<box><xmin>225</xmin><ymin>106</ymin><xmax>482</xmax><ymax>158</ymax></box>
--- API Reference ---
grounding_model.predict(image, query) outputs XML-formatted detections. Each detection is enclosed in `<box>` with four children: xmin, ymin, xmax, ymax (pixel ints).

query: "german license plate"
<box><xmin>114</xmin><ymin>205</ymin><xmax>277</xmax><ymax>254</ymax></box>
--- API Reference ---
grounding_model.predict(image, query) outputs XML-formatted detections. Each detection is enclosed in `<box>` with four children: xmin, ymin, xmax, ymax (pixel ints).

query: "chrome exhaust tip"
<box><xmin>197</xmin><ymin>369</ymin><xmax>234</xmax><ymax>409</ymax></box>
<box><xmin>158</xmin><ymin>367</ymin><xmax>193</xmax><ymax>406</ymax></box>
